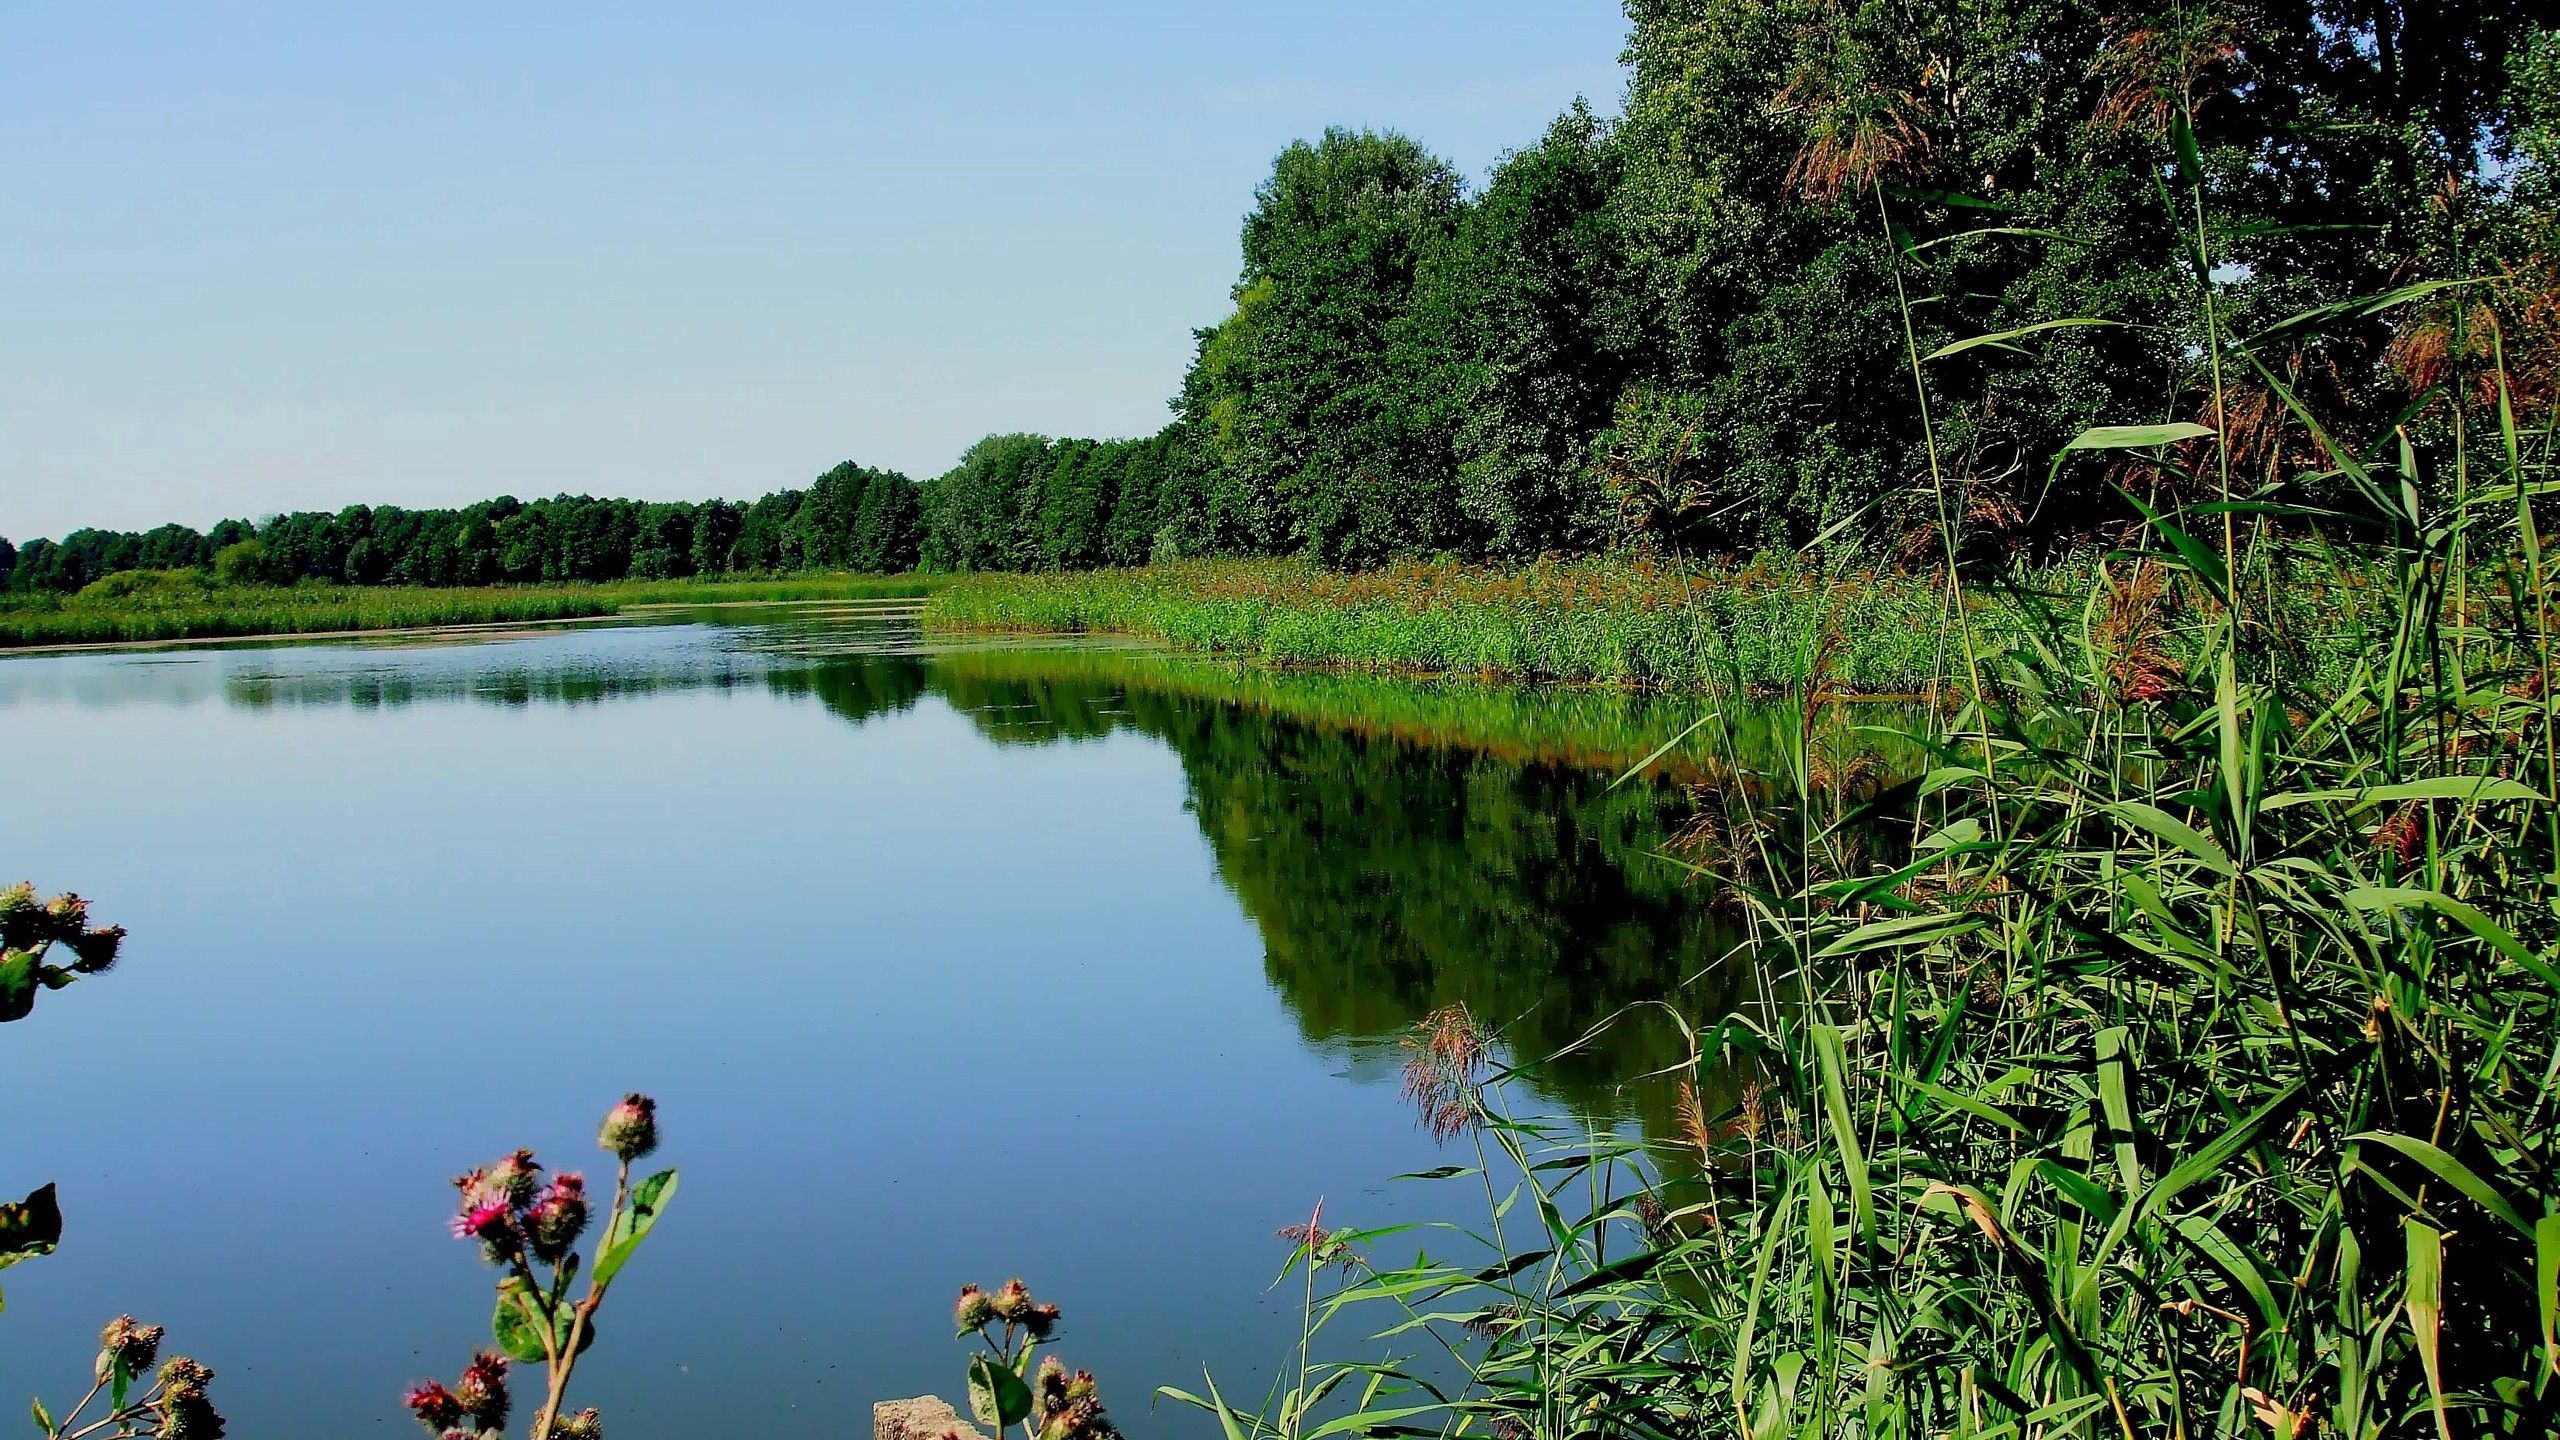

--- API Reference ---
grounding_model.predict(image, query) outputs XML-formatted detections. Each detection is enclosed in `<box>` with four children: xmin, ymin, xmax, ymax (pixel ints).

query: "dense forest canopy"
<box><xmin>9</xmin><ymin>0</ymin><xmax>2555</xmax><ymax>593</ymax></box>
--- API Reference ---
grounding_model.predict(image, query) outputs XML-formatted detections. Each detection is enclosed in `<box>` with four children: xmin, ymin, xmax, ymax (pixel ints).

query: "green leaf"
<box><xmin>2064</xmin><ymin>422</ymin><xmax>2214</xmax><ymax>451</ymax></box>
<box><xmin>0</xmin><ymin>951</ymin><xmax>38</xmax><ymax>1025</ymax></box>
<box><xmin>2262</xmin><ymin>776</ymin><xmax>2549</xmax><ymax>811</ymax></box>
<box><xmin>2095</xmin><ymin>1028</ymin><xmax>2141</xmax><ymax>1200</ymax></box>
<box><xmin>2408</xmin><ymin>1220</ymin><xmax>2452</xmax><ymax>1440</ymax></box>
<box><xmin>594</xmin><ymin>1167</ymin><xmax>678</xmax><ymax>1286</ymax></box>
<box><xmin>1923</xmin><ymin>318</ymin><xmax>2118</xmax><ymax>362</ymax></box>
<box><xmin>0</xmin><ymin>1184</ymin><xmax>62</xmax><ymax>1272</ymax></box>
<box><xmin>2349</xmin><ymin>1132</ymin><xmax>2533</xmax><ymax>1238</ymax></box>
<box><xmin>2536</xmin><ymin>1210</ymin><xmax>2559</xmax><ymax>1376</ymax></box>
<box><xmin>1814</xmin><ymin>1027</ymin><xmax>1874</xmax><ymax>1248</ymax></box>
<box><xmin>33</xmin><ymin>1396</ymin><xmax>54</xmax><ymax>1434</ymax></box>
<box><xmin>492</xmin><ymin>1288</ymin><xmax>596</xmax><ymax>1365</ymax></box>
<box><xmin>1813</xmin><ymin>911</ymin><xmax>1985</xmax><ymax>960</ymax></box>
<box><xmin>968</xmin><ymin>1353</ymin><xmax>1033</xmax><ymax>1428</ymax></box>
<box><xmin>2343</xmin><ymin>888</ymin><xmax>2556</xmax><ymax>989</ymax></box>
<box><xmin>2105</xmin><ymin>802</ymin><xmax>2235</xmax><ymax>877</ymax></box>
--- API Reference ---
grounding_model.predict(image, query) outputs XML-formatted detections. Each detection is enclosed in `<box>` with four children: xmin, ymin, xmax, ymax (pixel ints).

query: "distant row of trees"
<box><xmin>1</xmin><ymin>463</ymin><xmax>919</xmax><ymax>593</ymax></box>
<box><xmin>8</xmin><ymin>0</ymin><xmax>2555</xmax><ymax>590</ymax></box>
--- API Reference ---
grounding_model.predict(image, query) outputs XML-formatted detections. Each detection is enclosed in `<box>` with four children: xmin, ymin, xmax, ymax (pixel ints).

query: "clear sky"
<box><xmin>2</xmin><ymin>1</ymin><xmax>1630</xmax><ymax>541</ymax></box>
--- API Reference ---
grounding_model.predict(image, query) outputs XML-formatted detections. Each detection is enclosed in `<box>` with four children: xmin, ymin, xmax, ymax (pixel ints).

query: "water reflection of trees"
<box><xmin>925</xmin><ymin>651</ymin><xmax>1781</xmax><ymax>1130</ymax></box>
<box><xmin>210</xmin><ymin>637</ymin><xmax>1872</xmax><ymax>1130</ymax></box>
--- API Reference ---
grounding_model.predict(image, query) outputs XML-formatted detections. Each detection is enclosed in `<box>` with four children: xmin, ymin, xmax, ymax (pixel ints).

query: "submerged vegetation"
<box><xmin>0</xmin><ymin>572</ymin><xmax>935</xmax><ymax>649</ymax></box>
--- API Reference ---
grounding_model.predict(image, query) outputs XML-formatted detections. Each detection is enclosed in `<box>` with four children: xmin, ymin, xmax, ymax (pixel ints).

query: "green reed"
<box><xmin>0</xmin><ymin>572</ymin><xmax>939</xmax><ymax>649</ymax></box>
<box><xmin>923</xmin><ymin>554</ymin><xmax>2389</xmax><ymax>698</ymax></box>
<box><xmin>1171</xmin><ymin>231</ymin><xmax>2560</xmax><ymax>1440</ymax></box>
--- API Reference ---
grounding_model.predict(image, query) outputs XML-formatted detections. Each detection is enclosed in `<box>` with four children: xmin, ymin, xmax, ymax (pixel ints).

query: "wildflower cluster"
<box><xmin>29</xmin><ymin>1317</ymin><xmax>222</xmax><ymax>1440</ymax></box>
<box><xmin>0</xmin><ymin>882</ymin><xmax>127</xmax><ymax>1024</ymax></box>
<box><xmin>952</xmin><ymin>1279</ymin><xmax>1059</xmax><ymax>1343</ymax></box>
<box><xmin>403</xmin><ymin>1350</ymin><xmax>512</xmax><ymax>1439</ymax></box>
<box><xmin>950</xmin><ymin>1280</ymin><xmax>1115</xmax><ymax>1440</ymax></box>
<box><xmin>1030</xmin><ymin>1356</ymin><xmax>1117</xmax><ymax>1440</ymax></box>
<box><xmin>410</xmin><ymin>1095</ymin><xmax>676</xmax><ymax>1440</ymax></box>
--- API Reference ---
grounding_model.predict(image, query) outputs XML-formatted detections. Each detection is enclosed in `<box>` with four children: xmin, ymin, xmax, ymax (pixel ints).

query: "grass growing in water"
<box><xmin>924</xmin><ymin>554</ymin><xmax>2394</xmax><ymax>696</ymax></box>
<box><xmin>1170</xmin><ymin>213</ymin><xmax>2560</xmax><ymax>1440</ymax></box>
<box><xmin>0</xmin><ymin>571</ymin><xmax>939</xmax><ymax>649</ymax></box>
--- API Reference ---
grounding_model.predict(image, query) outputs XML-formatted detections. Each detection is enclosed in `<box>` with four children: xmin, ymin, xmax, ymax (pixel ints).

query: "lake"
<box><xmin>0</xmin><ymin>609</ymin><xmax>1793</xmax><ymax>1436</ymax></box>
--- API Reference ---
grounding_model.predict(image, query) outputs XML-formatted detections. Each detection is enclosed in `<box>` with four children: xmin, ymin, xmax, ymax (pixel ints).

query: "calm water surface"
<box><xmin>0</xmin><ymin>612</ymin><xmax>1773</xmax><ymax>1436</ymax></box>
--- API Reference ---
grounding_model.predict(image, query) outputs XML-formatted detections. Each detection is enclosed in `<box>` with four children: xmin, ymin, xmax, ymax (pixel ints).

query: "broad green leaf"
<box><xmin>594</xmin><ymin>1167</ymin><xmax>678</xmax><ymax>1286</ymax></box>
<box><xmin>492</xmin><ymin>1287</ymin><xmax>595</xmax><ymax>1365</ymax></box>
<box><xmin>0</xmin><ymin>951</ymin><xmax>37</xmax><ymax>1025</ymax></box>
<box><xmin>968</xmin><ymin>1353</ymin><xmax>1033</xmax><ymax>1428</ymax></box>
<box><xmin>0</xmin><ymin>1184</ymin><xmax>62</xmax><ymax>1274</ymax></box>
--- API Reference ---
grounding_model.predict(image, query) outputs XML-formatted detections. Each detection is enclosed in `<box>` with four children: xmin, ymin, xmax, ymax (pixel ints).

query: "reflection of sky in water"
<box><xmin>0</xmin><ymin>617</ymin><xmax>1695</xmax><ymax>1438</ymax></box>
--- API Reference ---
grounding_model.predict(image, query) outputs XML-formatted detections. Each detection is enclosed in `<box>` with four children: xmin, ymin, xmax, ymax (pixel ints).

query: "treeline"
<box><xmin>1120</xmin><ymin>0</ymin><xmax>2560</xmax><ymax>565</ymax></box>
<box><xmin>11</xmin><ymin>0</ymin><xmax>2556</xmax><ymax>589</ymax></box>
<box><xmin>3</xmin><ymin>463</ymin><xmax>919</xmax><ymax>594</ymax></box>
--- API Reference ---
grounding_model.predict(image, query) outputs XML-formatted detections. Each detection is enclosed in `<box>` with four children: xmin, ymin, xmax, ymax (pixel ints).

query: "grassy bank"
<box><xmin>0</xmin><ymin>571</ymin><xmax>938</xmax><ymax>650</ymax></box>
<box><xmin>922</xmin><ymin>555</ymin><xmax>2389</xmax><ymax>693</ymax></box>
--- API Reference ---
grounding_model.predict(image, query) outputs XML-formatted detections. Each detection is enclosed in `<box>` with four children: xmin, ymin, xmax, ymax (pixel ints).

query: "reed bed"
<box><xmin>1170</xmin><ymin>218</ymin><xmax>2560</xmax><ymax>1440</ymax></box>
<box><xmin>0</xmin><ymin>572</ymin><xmax>937</xmax><ymax>649</ymax></box>
<box><xmin>925</xmin><ymin>554</ymin><xmax>2390</xmax><ymax>695</ymax></box>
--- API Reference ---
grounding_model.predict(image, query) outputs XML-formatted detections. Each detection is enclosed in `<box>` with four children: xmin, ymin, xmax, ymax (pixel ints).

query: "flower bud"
<box><xmin>96</xmin><ymin>1315</ymin><xmax>164</xmax><ymax>1379</ymax></box>
<box><xmin>988</xmin><ymin>1278</ymin><xmax>1034</xmax><ymax>1323</ymax></box>
<box><xmin>162</xmin><ymin>1392</ymin><xmax>225</xmax><ymax>1440</ymax></box>
<box><xmin>41</xmin><ymin>892</ymin><xmax>89</xmax><ymax>944</ymax></box>
<box><xmin>485</xmin><ymin>1149</ymin><xmax>543</xmax><ymax>1209</ymax></box>
<box><xmin>156</xmin><ymin>1357</ymin><xmax>224</xmax><ymax>1439</ymax></box>
<box><xmin>550</xmin><ymin>1408</ymin><xmax>604</xmax><ymax>1440</ymax></box>
<box><xmin>953</xmin><ymin>1283</ymin><xmax>995</xmax><ymax>1334</ymax></box>
<box><xmin>404</xmin><ymin>1381</ymin><xmax>466</xmax><ymax>1434</ymax></box>
<box><xmin>157</xmin><ymin>1357</ymin><xmax>214</xmax><ymax>1402</ymax></box>
<box><xmin>598</xmin><ymin>1094</ymin><xmax>658</xmax><ymax>1162</ymax></box>
<box><xmin>0</xmin><ymin>882</ymin><xmax>36</xmax><ymax>949</ymax></box>
<box><xmin>1023</xmin><ymin>1302</ymin><xmax>1061</xmax><ymax>1341</ymax></box>
<box><xmin>66</xmin><ymin>924</ymin><xmax>124</xmax><ymax>974</ymax></box>
<box><xmin>527</xmin><ymin>1173</ymin><xmax>589</xmax><ymax>1264</ymax></box>
<box><xmin>456</xmin><ymin>1351</ymin><xmax>509</xmax><ymax>1429</ymax></box>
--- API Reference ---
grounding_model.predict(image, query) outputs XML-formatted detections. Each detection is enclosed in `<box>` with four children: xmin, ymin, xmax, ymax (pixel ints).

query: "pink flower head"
<box><xmin>450</xmin><ymin>1197</ymin><xmax>513</xmax><ymax>1243</ymax></box>
<box><xmin>403</xmin><ymin>1380</ymin><xmax>465</xmax><ymax>1433</ymax></box>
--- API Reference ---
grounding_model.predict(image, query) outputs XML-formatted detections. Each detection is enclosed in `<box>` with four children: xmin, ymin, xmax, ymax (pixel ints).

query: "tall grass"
<box><xmin>1176</xmin><ymin>231</ymin><xmax>2560</xmax><ymax>1440</ymax></box>
<box><xmin>0</xmin><ymin>572</ymin><xmax>937</xmax><ymax>649</ymax></box>
<box><xmin>926</xmin><ymin>554</ymin><xmax>2395</xmax><ymax>697</ymax></box>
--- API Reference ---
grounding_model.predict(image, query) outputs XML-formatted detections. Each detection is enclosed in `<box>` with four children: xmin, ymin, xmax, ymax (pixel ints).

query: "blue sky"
<box><xmin>3</xmin><ymin>1</ymin><xmax>1629</xmax><ymax>540</ymax></box>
